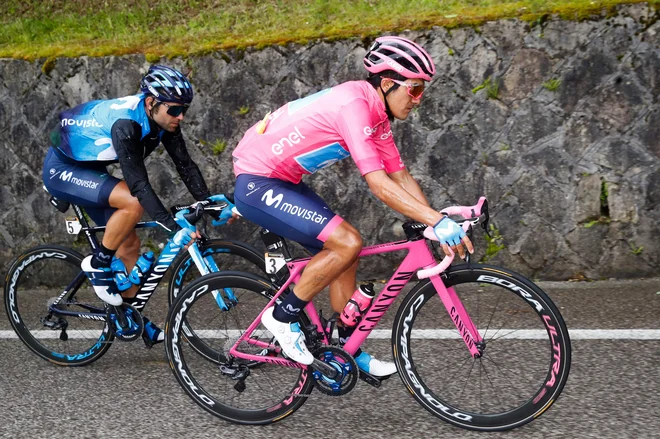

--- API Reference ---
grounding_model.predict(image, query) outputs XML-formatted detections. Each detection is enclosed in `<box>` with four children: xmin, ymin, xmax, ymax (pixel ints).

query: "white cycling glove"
<box><xmin>172</xmin><ymin>228</ymin><xmax>194</xmax><ymax>247</ymax></box>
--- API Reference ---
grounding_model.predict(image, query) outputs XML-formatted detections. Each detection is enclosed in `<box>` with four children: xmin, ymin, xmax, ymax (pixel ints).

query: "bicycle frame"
<box><xmin>48</xmin><ymin>203</ymin><xmax>221</xmax><ymax>318</ymax></box>
<box><xmin>228</xmin><ymin>237</ymin><xmax>484</xmax><ymax>367</ymax></box>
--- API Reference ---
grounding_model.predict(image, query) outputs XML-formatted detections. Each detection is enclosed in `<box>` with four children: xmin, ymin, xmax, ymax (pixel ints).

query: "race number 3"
<box><xmin>265</xmin><ymin>252</ymin><xmax>286</xmax><ymax>274</ymax></box>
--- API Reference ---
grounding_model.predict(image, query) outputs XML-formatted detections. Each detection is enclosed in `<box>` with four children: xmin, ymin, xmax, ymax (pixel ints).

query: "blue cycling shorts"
<box><xmin>42</xmin><ymin>147</ymin><xmax>120</xmax><ymax>225</ymax></box>
<box><xmin>234</xmin><ymin>174</ymin><xmax>344</xmax><ymax>253</ymax></box>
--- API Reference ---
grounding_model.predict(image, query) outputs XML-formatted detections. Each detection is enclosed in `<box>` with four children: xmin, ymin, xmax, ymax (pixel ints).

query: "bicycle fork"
<box><xmin>187</xmin><ymin>242</ymin><xmax>238</xmax><ymax>311</ymax></box>
<box><xmin>430</xmin><ymin>275</ymin><xmax>484</xmax><ymax>358</ymax></box>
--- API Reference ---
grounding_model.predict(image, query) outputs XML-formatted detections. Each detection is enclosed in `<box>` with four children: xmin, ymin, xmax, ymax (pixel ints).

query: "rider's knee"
<box><xmin>345</xmin><ymin>230</ymin><xmax>363</xmax><ymax>257</ymax></box>
<box><xmin>326</xmin><ymin>224</ymin><xmax>362</xmax><ymax>258</ymax></box>
<box><xmin>114</xmin><ymin>196</ymin><xmax>143</xmax><ymax>224</ymax></box>
<box><xmin>110</xmin><ymin>183</ymin><xmax>143</xmax><ymax>220</ymax></box>
<box><xmin>124</xmin><ymin>197</ymin><xmax>144</xmax><ymax>218</ymax></box>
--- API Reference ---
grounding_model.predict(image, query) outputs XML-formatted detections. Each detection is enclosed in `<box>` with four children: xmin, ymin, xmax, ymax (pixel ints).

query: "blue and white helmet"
<box><xmin>140</xmin><ymin>65</ymin><xmax>193</xmax><ymax>105</ymax></box>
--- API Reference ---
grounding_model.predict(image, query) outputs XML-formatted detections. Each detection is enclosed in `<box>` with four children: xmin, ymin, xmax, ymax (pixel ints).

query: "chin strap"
<box><xmin>379</xmin><ymin>81</ymin><xmax>398</xmax><ymax>121</ymax></box>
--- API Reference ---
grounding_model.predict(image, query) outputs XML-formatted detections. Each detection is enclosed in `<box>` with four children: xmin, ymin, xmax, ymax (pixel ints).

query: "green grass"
<box><xmin>480</xmin><ymin>224</ymin><xmax>506</xmax><ymax>262</ymax></box>
<box><xmin>472</xmin><ymin>77</ymin><xmax>500</xmax><ymax>98</ymax></box>
<box><xmin>0</xmin><ymin>0</ymin><xmax>656</xmax><ymax>60</ymax></box>
<box><xmin>627</xmin><ymin>241</ymin><xmax>644</xmax><ymax>255</ymax></box>
<box><xmin>199</xmin><ymin>138</ymin><xmax>227</xmax><ymax>155</ymax></box>
<box><xmin>542</xmin><ymin>78</ymin><xmax>562</xmax><ymax>91</ymax></box>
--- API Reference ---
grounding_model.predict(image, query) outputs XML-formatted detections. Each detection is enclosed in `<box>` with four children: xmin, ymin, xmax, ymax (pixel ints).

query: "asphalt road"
<box><xmin>1</xmin><ymin>277</ymin><xmax>660</xmax><ymax>439</ymax></box>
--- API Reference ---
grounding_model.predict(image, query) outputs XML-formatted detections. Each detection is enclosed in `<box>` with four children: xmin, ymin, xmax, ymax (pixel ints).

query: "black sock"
<box><xmin>122</xmin><ymin>296</ymin><xmax>146</xmax><ymax>314</ymax></box>
<box><xmin>338</xmin><ymin>324</ymin><xmax>355</xmax><ymax>345</ymax></box>
<box><xmin>337</xmin><ymin>325</ymin><xmax>362</xmax><ymax>357</ymax></box>
<box><xmin>273</xmin><ymin>292</ymin><xmax>309</xmax><ymax>323</ymax></box>
<box><xmin>123</xmin><ymin>296</ymin><xmax>138</xmax><ymax>307</ymax></box>
<box><xmin>91</xmin><ymin>243</ymin><xmax>116</xmax><ymax>269</ymax></box>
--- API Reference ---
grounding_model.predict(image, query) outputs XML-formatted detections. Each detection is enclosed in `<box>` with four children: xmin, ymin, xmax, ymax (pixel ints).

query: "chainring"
<box><xmin>107</xmin><ymin>303</ymin><xmax>144</xmax><ymax>342</ymax></box>
<box><xmin>311</xmin><ymin>345</ymin><xmax>359</xmax><ymax>396</ymax></box>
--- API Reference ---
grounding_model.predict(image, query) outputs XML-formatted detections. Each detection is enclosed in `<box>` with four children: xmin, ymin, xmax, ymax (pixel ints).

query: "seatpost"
<box><xmin>260</xmin><ymin>229</ymin><xmax>292</xmax><ymax>260</ymax></box>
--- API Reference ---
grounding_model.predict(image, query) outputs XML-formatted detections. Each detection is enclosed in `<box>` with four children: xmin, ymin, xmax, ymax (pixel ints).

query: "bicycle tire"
<box><xmin>165</xmin><ymin>271</ymin><xmax>314</xmax><ymax>425</ymax></box>
<box><xmin>4</xmin><ymin>245</ymin><xmax>114</xmax><ymax>366</ymax></box>
<box><xmin>392</xmin><ymin>264</ymin><xmax>571</xmax><ymax>431</ymax></box>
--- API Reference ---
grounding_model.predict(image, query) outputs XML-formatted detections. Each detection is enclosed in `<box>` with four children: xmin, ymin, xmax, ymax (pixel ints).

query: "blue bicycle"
<box><xmin>3</xmin><ymin>191</ymin><xmax>264</xmax><ymax>366</ymax></box>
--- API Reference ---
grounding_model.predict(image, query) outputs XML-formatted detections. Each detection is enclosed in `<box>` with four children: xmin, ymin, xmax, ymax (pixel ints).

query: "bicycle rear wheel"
<box><xmin>4</xmin><ymin>245</ymin><xmax>113</xmax><ymax>366</ymax></box>
<box><xmin>392</xmin><ymin>264</ymin><xmax>571</xmax><ymax>431</ymax></box>
<box><xmin>165</xmin><ymin>271</ymin><xmax>314</xmax><ymax>424</ymax></box>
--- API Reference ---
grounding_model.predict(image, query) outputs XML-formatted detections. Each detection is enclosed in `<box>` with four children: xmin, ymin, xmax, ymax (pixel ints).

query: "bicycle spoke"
<box><xmin>478</xmin><ymin>358</ymin><xmax>507</xmax><ymax>411</ymax></box>
<box><xmin>5</xmin><ymin>246</ymin><xmax>111</xmax><ymax>365</ymax></box>
<box><xmin>433</xmin><ymin>352</ymin><xmax>475</xmax><ymax>397</ymax></box>
<box><xmin>487</xmin><ymin>328</ymin><xmax>530</xmax><ymax>343</ymax></box>
<box><xmin>167</xmin><ymin>274</ymin><xmax>313</xmax><ymax>424</ymax></box>
<box><xmin>481</xmin><ymin>351</ymin><xmax>529</xmax><ymax>402</ymax></box>
<box><xmin>394</xmin><ymin>267</ymin><xmax>570</xmax><ymax>430</ymax></box>
<box><xmin>482</xmin><ymin>346</ymin><xmax>548</xmax><ymax>386</ymax></box>
<box><xmin>480</xmin><ymin>288</ymin><xmax>505</xmax><ymax>340</ymax></box>
<box><xmin>458</xmin><ymin>356</ymin><xmax>479</xmax><ymax>403</ymax></box>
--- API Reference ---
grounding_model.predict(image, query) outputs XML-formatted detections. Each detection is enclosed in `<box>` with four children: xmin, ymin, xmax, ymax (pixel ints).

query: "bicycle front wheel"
<box><xmin>165</xmin><ymin>271</ymin><xmax>314</xmax><ymax>425</ymax></box>
<box><xmin>4</xmin><ymin>245</ymin><xmax>113</xmax><ymax>366</ymax></box>
<box><xmin>392</xmin><ymin>264</ymin><xmax>571</xmax><ymax>431</ymax></box>
<box><xmin>167</xmin><ymin>238</ymin><xmax>265</xmax><ymax>305</ymax></box>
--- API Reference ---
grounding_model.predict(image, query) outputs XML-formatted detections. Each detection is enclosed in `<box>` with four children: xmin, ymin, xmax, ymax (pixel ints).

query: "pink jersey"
<box><xmin>232</xmin><ymin>81</ymin><xmax>405</xmax><ymax>184</ymax></box>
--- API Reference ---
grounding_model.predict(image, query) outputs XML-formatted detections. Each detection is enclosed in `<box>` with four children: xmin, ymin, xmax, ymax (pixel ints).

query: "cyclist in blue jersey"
<box><xmin>42</xmin><ymin>65</ymin><xmax>232</xmax><ymax>345</ymax></box>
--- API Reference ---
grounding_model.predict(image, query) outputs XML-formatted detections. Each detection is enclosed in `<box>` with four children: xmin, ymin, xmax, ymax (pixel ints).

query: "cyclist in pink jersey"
<box><xmin>233</xmin><ymin>36</ymin><xmax>473</xmax><ymax>376</ymax></box>
<box><xmin>232</xmin><ymin>80</ymin><xmax>403</xmax><ymax>184</ymax></box>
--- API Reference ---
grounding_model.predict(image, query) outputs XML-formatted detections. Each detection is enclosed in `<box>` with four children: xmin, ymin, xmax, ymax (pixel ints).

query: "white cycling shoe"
<box><xmin>355</xmin><ymin>351</ymin><xmax>397</xmax><ymax>377</ymax></box>
<box><xmin>81</xmin><ymin>255</ymin><xmax>124</xmax><ymax>307</ymax></box>
<box><xmin>261</xmin><ymin>307</ymin><xmax>314</xmax><ymax>365</ymax></box>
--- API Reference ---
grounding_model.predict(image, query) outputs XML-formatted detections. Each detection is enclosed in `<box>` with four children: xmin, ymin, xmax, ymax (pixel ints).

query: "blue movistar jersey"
<box><xmin>49</xmin><ymin>93</ymin><xmax>210</xmax><ymax>231</ymax></box>
<box><xmin>58</xmin><ymin>94</ymin><xmax>155</xmax><ymax>161</ymax></box>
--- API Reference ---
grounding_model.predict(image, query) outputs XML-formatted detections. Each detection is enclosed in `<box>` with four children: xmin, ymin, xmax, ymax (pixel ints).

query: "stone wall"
<box><xmin>0</xmin><ymin>3</ymin><xmax>657</xmax><ymax>282</ymax></box>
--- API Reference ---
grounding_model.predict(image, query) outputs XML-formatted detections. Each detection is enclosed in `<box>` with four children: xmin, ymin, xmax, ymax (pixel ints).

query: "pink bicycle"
<box><xmin>165</xmin><ymin>197</ymin><xmax>571</xmax><ymax>431</ymax></box>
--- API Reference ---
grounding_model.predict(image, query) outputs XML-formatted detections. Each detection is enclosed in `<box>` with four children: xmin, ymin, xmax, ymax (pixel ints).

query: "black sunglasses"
<box><xmin>157</xmin><ymin>101</ymin><xmax>189</xmax><ymax>117</ymax></box>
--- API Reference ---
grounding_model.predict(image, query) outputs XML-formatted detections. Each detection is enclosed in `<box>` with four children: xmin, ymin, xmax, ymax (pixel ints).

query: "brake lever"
<box><xmin>481</xmin><ymin>215</ymin><xmax>490</xmax><ymax>237</ymax></box>
<box><xmin>480</xmin><ymin>199</ymin><xmax>491</xmax><ymax>237</ymax></box>
<box><xmin>199</xmin><ymin>217</ymin><xmax>211</xmax><ymax>241</ymax></box>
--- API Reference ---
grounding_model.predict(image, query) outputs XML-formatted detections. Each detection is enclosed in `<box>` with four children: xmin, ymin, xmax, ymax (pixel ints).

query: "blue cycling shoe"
<box><xmin>142</xmin><ymin>317</ymin><xmax>164</xmax><ymax>348</ymax></box>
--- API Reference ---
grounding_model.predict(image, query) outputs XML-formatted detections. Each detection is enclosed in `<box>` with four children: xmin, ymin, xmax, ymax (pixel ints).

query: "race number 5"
<box><xmin>65</xmin><ymin>218</ymin><xmax>82</xmax><ymax>235</ymax></box>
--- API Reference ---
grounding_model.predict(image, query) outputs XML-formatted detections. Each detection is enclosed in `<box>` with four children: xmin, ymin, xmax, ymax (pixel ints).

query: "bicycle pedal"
<box><xmin>319</xmin><ymin>310</ymin><xmax>340</xmax><ymax>343</ymax></box>
<box><xmin>234</xmin><ymin>381</ymin><xmax>246</xmax><ymax>393</ymax></box>
<box><xmin>358</xmin><ymin>369</ymin><xmax>383</xmax><ymax>388</ymax></box>
<box><xmin>141</xmin><ymin>334</ymin><xmax>157</xmax><ymax>349</ymax></box>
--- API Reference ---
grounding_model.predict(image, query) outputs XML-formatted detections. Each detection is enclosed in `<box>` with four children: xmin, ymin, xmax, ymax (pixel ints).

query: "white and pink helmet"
<box><xmin>363</xmin><ymin>36</ymin><xmax>436</xmax><ymax>81</ymax></box>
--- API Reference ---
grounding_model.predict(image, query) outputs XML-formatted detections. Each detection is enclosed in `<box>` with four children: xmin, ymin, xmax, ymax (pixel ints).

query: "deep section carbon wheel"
<box><xmin>166</xmin><ymin>271</ymin><xmax>314</xmax><ymax>424</ymax></box>
<box><xmin>392</xmin><ymin>264</ymin><xmax>571</xmax><ymax>431</ymax></box>
<box><xmin>4</xmin><ymin>245</ymin><xmax>113</xmax><ymax>366</ymax></box>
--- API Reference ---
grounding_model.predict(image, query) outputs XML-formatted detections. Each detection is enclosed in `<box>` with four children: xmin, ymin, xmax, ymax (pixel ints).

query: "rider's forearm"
<box><xmin>396</xmin><ymin>172</ymin><xmax>430</xmax><ymax>207</ymax></box>
<box><xmin>370</xmin><ymin>175</ymin><xmax>443</xmax><ymax>226</ymax></box>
